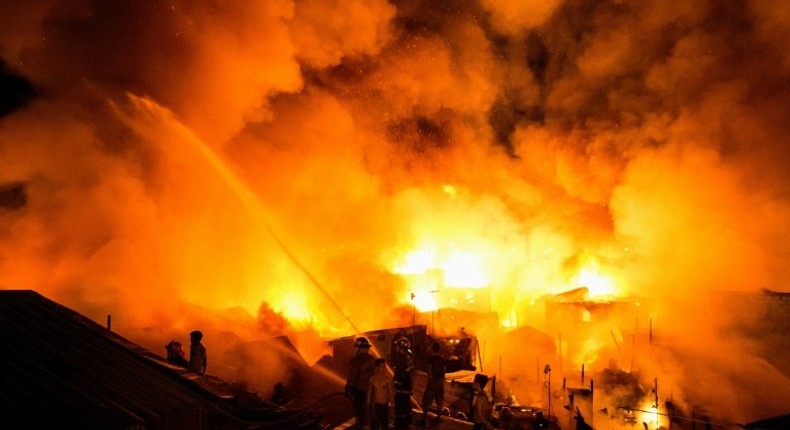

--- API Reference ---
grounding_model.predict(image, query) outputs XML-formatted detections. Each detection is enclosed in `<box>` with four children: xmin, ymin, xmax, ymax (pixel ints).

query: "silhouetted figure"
<box><xmin>499</xmin><ymin>406</ymin><xmax>525</xmax><ymax>430</ymax></box>
<box><xmin>165</xmin><ymin>340</ymin><xmax>189</xmax><ymax>368</ymax></box>
<box><xmin>574</xmin><ymin>406</ymin><xmax>593</xmax><ymax>430</ymax></box>
<box><xmin>368</xmin><ymin>358</ymin><xmax>393</xmax><ymax>430</ymax></box>
<box><xmin>534</xmin><ymin>410</ymin><xmax>549</xmax><ymax>429</ymax></box>
<box><xmin>393</xmin><ymin>336</ymin><xmax>414</xmax><ymax>428</ymax></box>
<box><xmin>472</xmin><ymin>373</ymin><xmax>495</xmax><ymax>430</ymax></box>
<box><xmin>346</xmin><ymin>336</ymin><xmax>376</xmax><ymax>429</ymax></box>
<box><xmin>421</xmin><ymin>342</ymin><xmax>446</xmax><ymax>426</ymax></box>
<box><xmin>189</xmin><ymin>330</ymin><xmax>207</xmax><ymax>376</ymax></box>
<box><xmin>272</xmin><ymin>382</ymin><xmax>287</xmax><ymax>405</ymax></box>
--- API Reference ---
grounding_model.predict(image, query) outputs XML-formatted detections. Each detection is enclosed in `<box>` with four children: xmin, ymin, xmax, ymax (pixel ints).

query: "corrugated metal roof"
<box><xmin>0</xmin><ymin>290</ymin><xmax>323</xmax><ymax>429</ymax></box>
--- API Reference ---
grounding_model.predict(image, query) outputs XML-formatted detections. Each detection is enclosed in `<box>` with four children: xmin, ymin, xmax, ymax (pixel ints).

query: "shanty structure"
<box><xmin>0</xmin><ymin>290</ymin><xmax>324</xmax><ymax>429</ymax></box>
<box><xmin>746</xmin><ymin>413</ymin><xmax>790</xmax><ymax>430</ymax></box>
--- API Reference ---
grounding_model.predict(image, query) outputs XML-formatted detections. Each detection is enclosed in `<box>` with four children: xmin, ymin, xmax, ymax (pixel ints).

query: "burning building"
<box><xmin>0</xmin><ymin>0</ymin><xmax>789</xmax><ymax>428</ymax></box>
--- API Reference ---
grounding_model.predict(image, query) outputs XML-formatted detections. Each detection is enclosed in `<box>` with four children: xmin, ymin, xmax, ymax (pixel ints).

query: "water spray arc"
<box><xmin>115</xmin><ymin>94</ymin><xmax>362</xmax><ymax>335</ymax></box>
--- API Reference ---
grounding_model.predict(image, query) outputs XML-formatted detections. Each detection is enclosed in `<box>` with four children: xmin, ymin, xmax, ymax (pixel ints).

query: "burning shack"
<box><xmin>544</xmin><ymin>288</ymin><xmax>648</xmax><ymax>367</ymax></box>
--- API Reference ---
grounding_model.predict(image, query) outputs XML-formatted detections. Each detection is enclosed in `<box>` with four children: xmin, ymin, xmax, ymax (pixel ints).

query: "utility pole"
<box><xmin>544</xmin><ymin>364</ymin><xmax>552</xmax><ymax>418</ymax></box>
<box><xmin>411</xmin><ymin>292</ymin><xmax>416</xmax><ymax>326</ymax></box>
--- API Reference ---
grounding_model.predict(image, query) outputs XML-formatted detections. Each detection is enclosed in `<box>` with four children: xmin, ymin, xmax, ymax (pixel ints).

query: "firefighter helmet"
<box><xmin>354</xmin><ymin>336</ymin><xmax>371</xmax><ymax>348</ymax></box>
<box><xmin>395</xmin><ymin>337</ymin><xmax>411</xmax><ymax>351</ymax></box>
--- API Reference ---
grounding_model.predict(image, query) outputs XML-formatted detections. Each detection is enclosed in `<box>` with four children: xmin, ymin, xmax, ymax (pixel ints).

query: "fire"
<box><xmin>392</xmin><ymin>238</ymin><xmax>625</xmax><ymax>315</ymax></box>
<box><xmin>393</xmin><ymin>247</ymin><xmax>488</xmax><ymax>288</ymax></box>
<box><xmin>394</xmin><ymin>248</ymin><xmax>437</xmax><ymax>275</ymax></box>
<box><xmin>394</xmin><ymin>246</ymin><xmax>490</xmax><ymax>312</ymax></box>
<box><xmin>574</xmin><ymin>259</ymin><xmax>620</xmax><ymax>298</ymax></box>
<box><xmin>636</xmin><ymin>401</ymin><xmax>663</xmax><ymax>429</ymax></box>
<box><xmin>411</xmin><ymin>290</ymin><xmax>439</xmax><ymax>312</ymax></box>
<box><xmin>441</xmin><ymin>249</ymin><xmax>489</xmax><ymax>288</ymax></box>
<box><xmin>271</xmin><ymin>290</ymin><xmax>313</xmax><ymax>329</ymax></box>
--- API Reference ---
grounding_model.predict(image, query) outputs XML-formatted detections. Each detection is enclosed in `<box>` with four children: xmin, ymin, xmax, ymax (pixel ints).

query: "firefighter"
<box><xmin>421</xmin><ymin>341</ymin><xmax>446</xmax><ymax>426</ymax></box>
<box><xmin>165</xmin><ymin>340</ymin><xmax>189</xmax><ymax>368</ymax></box>
<box><xmin>368</xmin><ymin>358</ymin><xmax>393</xmax><ymax>430</ymax></box>
<box><xmin>393</xmin><ymin>336</ymin><xmax>414</xmax><ymax>428</ymax></box>
<box><xmin>189</xmin><ymin>330</ymin><xmax>207</xmax><ymax>376</ymax></box>
<box><xmin>472</xmin><ymin>373</ymin><xmax>495</xmax><ymax>430</ymax></box>
<box><xmin>346</xmin><ymin>336</ymin><xmax>376</xmax><ymax>429</ymax></box>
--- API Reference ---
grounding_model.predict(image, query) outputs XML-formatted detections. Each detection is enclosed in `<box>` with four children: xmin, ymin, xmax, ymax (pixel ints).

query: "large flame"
<box><xmin>574</xmin><ymin>258</ymin><xmax>621</xmax><ymax>298</ymax></box>
<box><xmin>393</xmin><ymin>246</ymin><xmax>490</xmax><ymax>312</ymax></box>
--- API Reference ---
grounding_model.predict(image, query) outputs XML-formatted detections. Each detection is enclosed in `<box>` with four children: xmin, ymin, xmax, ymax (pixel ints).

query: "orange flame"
<box><xmin>394</xmin><ymin>246</ymin><xmax>491</xmax><ymax>312</ymax></box>
<box><xmin>573</xmin><ymin>256</ymin><xmax>622</xmax><ymax>299</ymax></box>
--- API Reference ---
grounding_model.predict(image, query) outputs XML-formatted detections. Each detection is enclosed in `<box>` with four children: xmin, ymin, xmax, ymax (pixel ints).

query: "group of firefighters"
<box><xmin>344</xmin><ymin>335</ymin><xmax>497</xmax><ymax>430</ymax></box>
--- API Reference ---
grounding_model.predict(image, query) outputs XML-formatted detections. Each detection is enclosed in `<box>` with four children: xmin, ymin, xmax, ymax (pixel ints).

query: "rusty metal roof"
<box><xmin>0</xmin><ymin>290</ymin><xmax>323</xmax><ymax>429</ymax></box>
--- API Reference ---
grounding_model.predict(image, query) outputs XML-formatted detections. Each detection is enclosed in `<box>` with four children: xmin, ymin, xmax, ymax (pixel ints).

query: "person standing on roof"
<box><xmin>421</xmin><ymin>341</ymin><xmax>446</xmax><ymax>426</ymax></box>
<box><xmin>346</xmin><ymin>336</ymin><xmax>376</xmax><ymax>429</ymax></box>
<box><xmin>189</xmin><ymin>330</ymin><xmax>207</xmax><ymax>377</ymax></box>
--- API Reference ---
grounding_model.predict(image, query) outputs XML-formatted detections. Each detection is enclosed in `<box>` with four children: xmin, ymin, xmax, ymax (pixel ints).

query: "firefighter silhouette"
<box><xmin>393</xmin><ymin>336</ymin><xmax>414</xmax><ymax>428</ymax></box>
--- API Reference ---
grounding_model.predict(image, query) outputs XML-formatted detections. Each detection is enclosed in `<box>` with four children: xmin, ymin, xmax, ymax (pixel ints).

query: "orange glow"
<box><xmin>271</xmin><ymin>290</ymin><xmax>312</xmax><ymax>329</ymax></box>
<box><xmin>574</xmin><ymin>258</ymin><xmax>620</xmax><ymax>298</ymax></box>
<box><xmin>636</xmin><ymin>402</ymin><xmax>662</xmax><ymax>429</ymax></box>
<box><xmin>393</xmin><ymin>245</ymin><xmax>491</xmax><ymax>312</ymax></box>
<box><xmin>574</xmin><ymin>338</ymin><xmax>602</xmax><ymax>364</ymax></box>
<box><xmin>394</xmin><ymin>247</ymin><xmax>488</xmax><ymax>288</ymax></box>
<box><xmin>2</xmin><ymin>2</ymin><xmax>788</xmax><ymax>423</ymax></box>
<box><xmin>442</xmin><ymin>249</ymin><xmax>489</xmax><ymax>288</ymax></box>
<box><xmin>500</xmin><ymin>309</ymin><xmax>518</xmax><ymax>328</ymax></box>
<box><xmin>410</xmin><ymin>290</ymin><xmax>439</xmax><ymax>312</ymax></box>
<box><xmin>394</xmin><ymin>248</ymin><xmax>437</xmax><ymax>275</ymax></box>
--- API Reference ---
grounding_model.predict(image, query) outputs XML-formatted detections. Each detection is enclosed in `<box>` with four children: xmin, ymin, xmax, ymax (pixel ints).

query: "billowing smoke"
<box><xmin>1</xmin><ymin>0</ymin><xmax>788</xmax><ymax>422</ymax></box>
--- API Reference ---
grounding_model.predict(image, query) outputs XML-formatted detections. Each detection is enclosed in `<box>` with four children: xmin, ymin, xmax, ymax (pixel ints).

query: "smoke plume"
<box><xmin>1</xmin><ymin>0</ymin><xmax>788</xmax><ymax>421</ymax></box>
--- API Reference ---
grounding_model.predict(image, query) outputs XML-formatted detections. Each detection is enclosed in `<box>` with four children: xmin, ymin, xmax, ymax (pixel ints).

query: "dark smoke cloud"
<box><xmin>0</xmin><ymin>0</ymin><xmax>788</xmax><ymax>422</ymax></box>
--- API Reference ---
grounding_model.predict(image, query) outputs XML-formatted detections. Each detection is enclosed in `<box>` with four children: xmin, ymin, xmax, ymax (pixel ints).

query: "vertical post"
<box><xmin>547</xmin><ymin>368</ymin><xmax>551</xmax><ymax>418</ymax></box>
<box><xmin>411</xmin><ymin>293</ymin><xmax>415</xmax><ymax>327</ymax></box>
<box><xmin>654</xmin><ymin>377</ymin><xmax>659</xmax><ymax>429</ymax></box>
<box><xmin>591</xmin><ymin>379</ymin><xmax>595</xmax><ymax>428</ymax></box>
<box><xmin>478</xmin><ymin>340</ymin><xmax>484</xmax><ymax>373</ymax></box>
<box><xmin>106</xmin><ymin>314</ymin><xmax>112</xmax><ymax>331</ymax></box>
<box><xmin>631</xmin><ymin>318</ymin><xmax>637</xmax><ymax>372</ymax></box>
<box><xmin>581</xmin><ymin>363</ymin><xmax>585</xmax><ymax>385</ymax></box>
<box><xmin>650</xmin><ymin>318</ymin><xmax>653</xmax><ymax>345</ymax></box>
<box><xmin>544</xmin><ymin>364</ymin><xmax>552</xmax><ymax>418</ymax></box>
<box><xmin>491</xmin><ymin>375</ymin><xmax>497</xmax><ymax>408</ymax></box>
<box><xmin>691</xmin><ymin>405</ymin><xmax>696</xmax><ymax>430</ymax></box>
